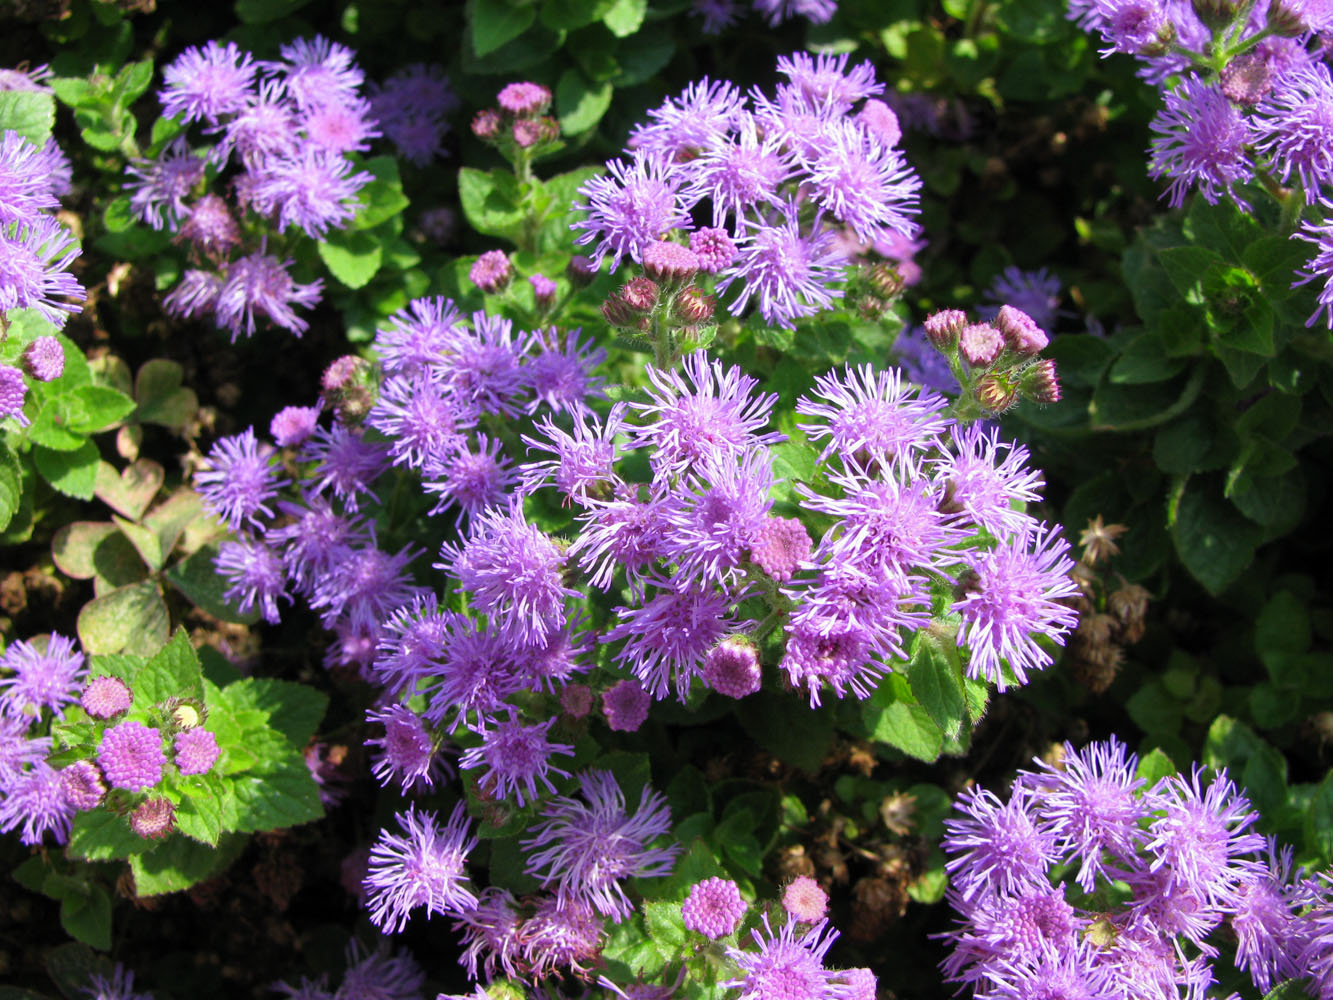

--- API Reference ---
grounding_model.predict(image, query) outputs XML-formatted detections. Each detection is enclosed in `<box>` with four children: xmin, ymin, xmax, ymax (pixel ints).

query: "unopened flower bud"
<box><xmin>512</xmin><ymin>119</ymin><xmax>542</xmax><ymax>148</ymax></box>
<box><xmin>601</xmin><ymin>294</ymin><xmax>640</xmax><ymax>329</ymax></box>
<box><xmin>994</xmin><ymin>305</ymin><xmax>1049</xmax><ymax>355</ymax></box>
<box><xmin>130</xmin><ymin>797</ymin><xmax>175</xmax><ymax>840</ymax></box>
<box><xmin>1019</xmin><ymin>358</ymin><xmax>1060</xmax><ymax>404</ymax></box>
<box><xmin>701</xmin><ymin>637</ymin><xmax>761</xmax><ymax>699</ymax></box>
<box><xmin>530</xmin><ymin>273</ymin><xmax>557</xmax><ymax>308</ymax></box>
<box><xmin>61</xmin><ymin>761</ymin><xmax>106</xmax><ymax>811</ymax></box>
<box><xmin>867</xmin><ymin>263</ymin><xmax>904</xmax><ymax>299</ymax></box>
<box><xmin>471</xmin><ymin>108</ymin><xmax>502</xmax><ymax>140</ymax></box>
<box><xmin>560</xmin><ymin>683</ymin><xmax>593</xmax><ymax>719</ymax></box>
<box><xmin>337</xmin><ymin>385</ymin><xmax>374</xmax><ymax>424</ymax></box>
<box><xmin>959</xmin><ymin>323</ymin><xmax>1005</xmax><ymax>367</ymax></box>
<box><xmin>496</xmin><ymin>81</ymin><xmax>552</xmax><ymax>116</ymax></box>
<box><xmin>21</xmin><ymin>336</ymin><xmax>64</xmax><ymax>382</ymax></box>
<box><xmin>1266</xmin><ymin>0</ymin><xmax>1308</xmax><ymax>35</ymax></box>
<box><xmin>642</xmin><ymin>240</ymin><xmax>699</xmax><ymax>283</ymax></box>
<box><xmin>81</xmin><ymin>676</ymin><xmax>132</xmax><ymax>719</ymax></box>
<box><xmin>1191</xmin><ymin>0</ymin><xmax>1238</xmax><ymax>29</ymax></box>
<box><xmin>621</xmin><ymin>276</ymin><xmax>659</xmax><ymax>312</ymax></box>
<box><xmin>172</xmin><ymin>704</ymin><xmax>200</xmax><ymax>730</ymax></box>
<box><xmin>1220</xmin><ymin>51</ymin><xmax>1276</xmax><ymax>104</ymax></box>
<box><xmin>674</xmin><ymin>286</ymin><xmax>715</xmax><ymax>324</ymax></box>
<box><xmin>923</xmin><ymin>309</ymin><xmax>967</xmax><ymax>349</ymax></box>
<box><xmin>321</xmin><ymin>355</ymin><xmax>367</xmax><ymax>396</ymax></box>
<box><xmin>470</xmin><ymin>250</ymin><xmax>512</xmax><ymax>293</ymax></box>
<box><xmin>858</xmin><ymin>99</ymin><xmax>902</xmax><ymax>147</ymax></box>
<box><xmin>567</xmin><ymin>255</ymin><xmax>598</xmax><ymax>287</ymax></box>
<box><xmin>975</xmin><ymin>374</ymin><xmax>1018</xmax><ymax>414</ymax></box>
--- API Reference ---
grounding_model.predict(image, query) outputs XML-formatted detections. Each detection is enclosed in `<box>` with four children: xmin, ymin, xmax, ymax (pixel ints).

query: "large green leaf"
<box><xmin>0</xmin><ymin>91</ymin><xmax>56</xmax><ymax>145</ymax></box>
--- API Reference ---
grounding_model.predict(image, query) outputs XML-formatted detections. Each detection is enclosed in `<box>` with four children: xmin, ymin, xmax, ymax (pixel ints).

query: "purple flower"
<box><xmin>520</xmin><ymin>405</ymin><xmax>624</xmax><ymax>500</ymax></box>
<box><xmin>375</xmin><ymin>296</ymin><xmax>466</xmax><ymax>377</ymax></box>
<box><xmin>983</xmin><ymin>267</ymin><xmax>1062</xmax><ymax>333</ymax></box>
<box><xmin>163</xmin><ymin>269</ymin><xmax>223</xmax><ymax>320</ymax></box>
<box><xmin>701</xmin><ymin>636</ymin><xmax>762</xmax><ymax>698</ymax></box>
<box><xmin>371</xmin><ymin>64</ymin><xmax>456</xmax><ymax>166</ymax></box>
<box><xmin>0</xmin><ymin>129</ymin><xmax>58</xmax><ymax>223</ymax></box>
<box><xmin>942</xmin><ymin>783</ymin><xmax>1059</xmax><ymax>902</ymax></box>
<box><xmin>0</xmin><ymin>364</ymin><xmax>27</xmax><ymax>425</ymax></box>
<box><xmin>603</xmin><ymin>580</ymin><xmax>741</xmax><ymax>701</ymax></box>
<box><xmin>858</xmin><ymin>99</ymin><xmax>902</xmax><ymax>147</ymax></box>
<box><xmin>195</xmin><ymin>428</ymin><xmax>286</xmax><ymax>531</ymax></box>
<box><xmin>440</xmin><ymin>498</ymin><xmax>576</xmax><ymax>646</ymax></box>
<box><xmin>661</xmin><ymin>447</ymin><xmax>775</xmax><ymax>586</ymax></box>
<box><xmin>629</xmin><ymin>78</ymin><xmax>745</xmax><ymax>162</ymax></box>
<box><xmin>1147</xmin><ymin>75</ymin><xmax>1253</xmax><ymax>209</ymax></box>
<box><xmin>749</xmin><ymin>516</ymin><xmax>812</xmax><ymax>582</ymax></box>
<box><xmin>602</xmin><ymin>679</ymin><xmax>651</xmax><ymax>732</ymax></box>
<box><xmin>525</xmin><ymin>326</ymin><xmax>606</xmax><ymax>415</ymax></box>
<box><xmin>83</xmin><ymin>964</ymin><xmax>153</xmax><ymax>1000</ymax></box>
<box><xmin>173</xmin><ymin>728</ymin><xmax>220</xmax><ymax>775</ymax></box>
<box><xmin>1230</xmin><ymin>839</ymin><xmax>1303</xmax><ymax>992</ymax></box>
<box><xmin>221</xmin><ymin>79</ymin><xmax>298</xmax><ymax>165</ymax></box>
<box><xmin>685</xmin><ymin>112</ymin><xmax>792</xmax><ymax>225</ymax></box>
<box><xmin>1254</xmin><ymin>62</ymin><xmax>1333</xmax><ymax>202</ymax></box>
<box><xmin>279</xmin><ymin>35</ymin><xmax>364</xmax><ymax>112</ymax></box>
<box><xmin>776</xmin><ymin>51</ymin><xmax>881</xmax><ymax>109</ymax></box>
<box><xmin>529</xmin><ymin>272</ymin><xmax>557</xmax><ymax>306</ymax></box>
<box><xmin>79</xmin><ymin>676</ymin><xmax>130</xmax><ymax>719</ymax></box>
<box><xmin>941</xmin><ymin>882</ymin><xmax>1083</xmax><ymax>987</ymax></box>
<box><xmin>266</xmin><ymin>497</ymin><xmax>368</xmax><ymax>591</ymax></box>
<box><xmin>459</xmin><ymin>710</ymin><xmax>572</xmax><ymax>806</ymax></box>
<box><xmin>215</xmin><ymin>246</ymin><xmax>323</xmax><ymax>341</ymax></box>
<box><xmin>0</xmin><ymin>761</ymin><xmax>73</xmax><ymax>845</ymax></box>
<box><xmin>805</xmin><ymin>119</ymin><xmax>921</xmax><ymax>244</ymax></box>
<box><xmin>692</xmin><ymin>0</ymin><xmax>740</xmax><ymax>33</ymax></box>
<box><xmin>270</xmin><ymin>404</ymin><xmax>321</xmax><ymax>447</ymax></box>
<box><xmin>469</xmin><ymin>249</ymin><xmax>512</xmax><ymax>293</ymax></box>
<box><xmin>1093</xmin><ymin>0</ymin><xmax>1169</xmax><ymax>55</ymax></box>
<box><xmin>952</xmin><ymin>523</ymin><xmax>1080</xmax><ymax>689</ymax></box>
<box><xmin>0</xmin><ymin>213</ymin><xmax>85</xmax><ymax>327</ymax></box>
<box><xmin>98</xmin><ymin>721</ymin><xmax>166</xmax><ymax>793</ymax></box>
<box><xmin>572</xmin><ymin>155</ymin><xmax>692</xmax><ymax>271</ymax></box>
<box><xmin>124</xmin><ymin>138</ymin><xmax>205</xmax><ymax>231</ymax></box>
<box><xmin>216</xmin><ymin>537</ymin><xmax>289</xmax><ymax>624</ymax></box>
<box><xmin>423</xmin><ymin>434</ymin><xmax>514</xmax><ymax>524</ymax></box>
<box><xmin>932</xmin><ymin>424</ymin><xmax>1045</xmax><ymax>538</ymax></box>
<box><xmin>691</xmin><ymin>226</ymin><xmax>739</xmax><ymax>273</ymax></box>
<box><xmin>60</xmin><ymin>760</ymin><xmax>106</xmax><ymax>811</ymax></box>
<box><xmin>338</xmin><ymin>940</ymin><xmax>425</xmax><ymax>1000</ymax></box>
<box><xmin>371</xmin><ymin>595</ymin><xmax>449</xmax><ymax>696</ymax></box>
<box><xmin>630</xmin><ymin>351</ymin><xmax>783</xmax><ymax>474</ymax></box>
<box><xmin>249</xmin><ymin>148</ymin><xmax>372</xmax><ymax>239</ymax></box>
<box><xmin>497</xmin><ymin>81</ymin><xmax>552</xmax><ymax>115</ymax></box>
<box><xmin>422</xmin><ymin>613</ymin><xmax>526</xmax><ymax>729</ymax></box>
<box><xmin>780</xmin><ymin>605</ymin><xmax>885</xmax><ymax>707</ymax></box>
<box><xmin>366</xmin><ymin>374</ymin><xmax>474</xmax><ymax>472</ymax></box>
<box><xmin>364</xmin><ymin>802</ymin><xmax>478</xmax><ymax>933</ymax></box>
<box><xmin>520</xmin><ymin>897</ymin><xmax>603</xmax><ymax>978</ymax></box>
<box><xmin>307</xmin><ymin>537</ymin><xmax>422</xmax><ymax>628</ymax></box>
<box><xmin>438</xmin><ymin>311</ymin><xmax>532</xmax><ymax>416</ymax></box>
<box><xmin>796</xmin><ymin>364</ymin><xmax>950</xmax><ymax>468</ymax></box>
<box><xmin>683</xmin><ymin>877</ymin><xmax>747</xmax><ymax>938</ymax></box>
<box><xmin>453</xmin><ymin>887</ymin><xmax>524</xmax><ymax>981</ymax></box>
<box><xmin>172</xmin><ymin>194</ymin><xmax>240</xmax><ymax>259</ymax></box>
<box><xmin>367</xmin><ymin>703</ymin><xmax>444</xmax><ymax>791</ymax></box>
<box><xmin>725</xmin><ymin>913</ymin><xmax>845</xmax><ymax>1000</ymax></box>
<box><xmin>569</xmin><ymin>490</ymin><xmax>671</xmax><ymax>591</ymax></box>
<box><xmin>523</xmin><ymin>769</ymin><xmax>679</xmax><ymax>921</ymax></box>
<box><xmin>301</xmin><ymin>424</ymin><xmax>389</xmax><ymax>512</ymax></box>
<box><xmin>159</xmin><ymin>41</ymin><xmax>257</xmax><ymax>125</ymax></box>
<box><xmin>719</xmin><ymin>209</ymin><xmax>848</xmax><ymax>330</ymax></box>
<box><xmin>892</xmin><ymin>325</ymin><xmax>957</xmax><ymax>395</ymax></box>
<box><xmin>0</xmin><ymin>634</ymin><xmax>86</xmax><ymax>720</ymax></box>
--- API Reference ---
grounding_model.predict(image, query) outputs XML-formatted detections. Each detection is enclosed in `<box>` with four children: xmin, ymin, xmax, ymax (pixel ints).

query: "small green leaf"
<box><xmin>130</xmin><ymin>832</ymin><xmax>246</xmax><ymax>895</ymax></box>
<box><xmin>68</xmin><ymin>386</ymin><xmax>135</xmax><ymax>433</ymax></box>
<box><xmin>66</xmin><ymin>808</ymin><xmax>145</xmax><ymax>862</ymax></box>
<box><xmin>555</xmin><ymin>69</ymin><xmax>612</xmax><ymax>135</ymax></box>
<box><xmin>1170</xmin><ymin>477</ymin><xmax>1263</xmax><ymax>594</ymax></box>
<box><xmin>0</xmin><ymin>91</ymin><xmax>56</xmax><ymax>145</ymax></box>
<box><xmin>458</xmin><ymin>166</ymin><xmax>527</xmax><ymax>243</ymax></box>
<box><xmin>869</xmin><ymin>699</ymin><xmax>943</xmax><ymax>762</ymax></box>
<box><xmin>907</xmin><ymin>637</ymin><xmax>967</xmax><ymax>743</ymax></box>
<box><xmin>0</xmin><ymin>439</ymin><xmax>20</xmax><ymax>533</ymax></box>
<box><xmin>350</xmin><ymin>156</ymin><xmax>410</xmax><ymax>230</ymax></box>
<box><xmin>112</xmin><ymin>515</ymin><xmax>164</xmax><ymax>571</ymax></box>
<box><xmin>59</xmin><ymin>885</ymin><xmax>111</xmax><ymax>951</ymax></box>
<box><xmin>94</xmin><ymin>459</ymin><xmax>164</xmax><ymax>521</ymax></box>
<box><xmin>1136</xmin><ymin>747</ymin><xmax>1176</xmax><ymax>786</ymax></box>
<box><xmin>318</xmin><ymin>230</ymin><xmax>383</xmax><ymax>289</ymax></box>
<box><xmin>218</xmin><ymin>677</ymin><xmax>328</xmax><ymax>749</ymax></box>
<box><xmin>602</xmin><ymin>0</ymin><xmax>646</xmax><ymax>36</ymax></box>
<box><xmin>175</xmin><ymin>777</ymin><xmax>225</xmax><ymax>846</ymax></box>
<box><xmin>134</xmin><ymin>359</ymin><xmax>198</xmax><ymax>431</ymax></box>
<box><xmin>34</xmin><ymin>442</ymin><xmax>99</xmax><ymax>500</ymax></box>
<box><xmin>226</xmin><ymin>754</ymin><xmax>324</xmax><ymax>834</ymax></box>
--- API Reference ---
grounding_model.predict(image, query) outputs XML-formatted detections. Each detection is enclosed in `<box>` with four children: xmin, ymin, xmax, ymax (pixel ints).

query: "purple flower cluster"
<box><xmin>940</xmin><ymin>737</ymin><xmax>1333</xmax><ymax>1000</ymax></box>
<box><xmin>692</xmin><ymin>0</ymin><xmax>839</xmax><ymax>33</ymax></box>
<box><xmin>143</xmin><ymin>36</ymin><xmax>404</xmax><ymax>340</ymax></box>
<box><xmin>572</xmin><ymin>53</ymin><xmax>920</xmax><ymax>329</ymax></box>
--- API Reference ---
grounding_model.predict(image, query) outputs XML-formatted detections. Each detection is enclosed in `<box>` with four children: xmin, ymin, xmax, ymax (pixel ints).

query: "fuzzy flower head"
<box><xmin>701</xmin><ymin>636</ymin><xmax>762</xmax><ymax>698</ymax></box>
<box><xmin>367</xmin><ymin>703</ymin><xmax>443</xmax><ymax>792</ymax></box>
<box><xmin>725</xmin><ymin>913</ymin><xmax>845</xmax><ymax>1000</ymax></box>
<box><xmin>97</xmin><ymin>721</ymin><xmax>166</xmax><ymax>793</ymax></box>
<box><xmin>195</xmin><ymin>428</ymin><xmax>287</xmax><ymax>532</ymax></box>
<box><xmin>942</xmin><ymin>784</ymin><xmax>1060</xmax><ymax>902</ymax></box>
<box><xmin>1253</xmin><ymin>61</ymin><xmax>1333</xmax><ymax>202</ymax></box>
<box><xmin>214</xmin><ymin>247</ymin><xmax>323</xmax><ymax>341</ymax></box>
<box><xmin>602</xmin><ymin>679</ymin><xmax>652</xmax><ymax>732</ymax></box>
<box><xmin>173</xmin><ymin>728</ymin><xmax>220</xmax><ymax>775</ymax></box>
<box><xmin>523</xmin><ymin>769</ymin><xmax>679</xmax><ymax>921</ymax></box>
<box><xmin>1148</xmin><ymin>75</ymin><xmax>1254</xmax><ymax>209</ymax></box>
<box><xmin>364</xmin><ymin>802</ymin><xmax>479</xmax><ymax>933</ymax></box>
<box><xmin>0</xmin><ymin>634</ymin><xmax>86</xmax><ymax>720</ymax></box>
<box><xmin>60</xmin><ymin>760</ymin><xmax>106</xmax><ymax>811</ymax></box>
<box><xmin>572</xmin><ymin>155</ymin><xmax>692</xmax><ymax>271</ymax></box>
<box><xmin>682</xmin><ymin>877</ymin><xmax>747</xmax><ymax>938</ymax></box>
<box><xmin>783</xmin><ymin>876</ymin><xmax>829</xmax><ymax>923</ymax></box>
<box><xmin>21</xmin><ymin>335</ymin><xmax>64</xmax><ymax>382</ymax></box>
<box><xmin>0</xmin><ymin>213</ymin><xmax>86</xmax><ymax>327</ymax></box>
<box><xmin>159</xmin><ymin>40</ymin><xmax>256</xmax><ymax>124</ymax></box>
<box><xmin>0</xmin><ymin>364</ymin><xmax>27</xmax><ymax>425</ymax></box>
<box><xmin>797</xmin><ymin>364</ymin><xmax>950</xmax><ymax>468</ymax></box>
<box><xmin>719</xmin><ymin>209</ymin><xmax>849</xmax><ymax>330</ymax></box>
<box><xmin>0</xmin><ymin>761</ymin><xmax>74</xmax><ymax>845</ymax></box>
<box><xmin>460</xmin><ymin>710</ymin><xmax>572</xmax><ymax>806</ymax></box>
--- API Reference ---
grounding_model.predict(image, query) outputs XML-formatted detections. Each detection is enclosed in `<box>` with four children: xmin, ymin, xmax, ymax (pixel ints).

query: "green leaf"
<box><xmin>870</xmin><ymin>699</ymin><xmax>944</xmax><ymax>762</ymax></box>
<box><xmin>66</xmin><ymin>808</ymin><xmax>145</xmax><ymax>862</ymax></box>
<box><xmin>142</xmin><ymin>488</ymin><xmax>208</xmax><ymax>557</ymax></box>
<box><xmin>602</xmin><ymin>0</ymin><xmax>646</xmax><ymax>35</ymax></box>
<box><xmin>1126</xmin><ymin>678</ymin><xmax>1182</xmax><ymax>738</ymax></box>
<box><xmin>555</xmin><ymin>69</ymin><xmax>612</xmax><ymax>135</ymax></box>
<box><xmin>0</xmin><ymin>91</ymin><xmax>56</xmax><ymax>145</ymax></box>
<box><xmin>1256</xmin><ymin>590</ymin><xmax>1312</xmax><ymax>659</ymax></box>
<box><xmin>1308</xmin><ymin>771</ymin><xmax>1333</xmax><ymax>864</ymax></box>
<box><xmin>1170</xmin><ymin>477</ymin><xmax>1263</xmax><ymax>594</ymax></box>
<box><xmin>94</xmin><ymin>459</ymin><xmax>164</xmax><ymax>521</ymax></box>
<box><xmin>130</xmin><ymin>832</ymin><xmax>246</xmax><ymax>895</ymax></box>
<box><xmin>735</xmin><ymin>691</ymin><xmax>835</xmax><ymax>773</ymax></box>
<box><xmin>29</xmin><ymin>395</ymin><xmax>90</xmax><ymax>451</ymax></box>
<box><xmin>77</xmin><ymin>581</ymin><xmax>169</xmax><ymax>656</ymax></box>
<box><xmin>542</xmin><ymin>0</ymin><xmax>616</xmax><ymax>29</ymax></box>
<box><xmin>907</xmin><ymin>637</ymin><xmax>967</xmax><ymax>743</ymax></box>
<box><xmin>458</xmin><ymin>166</ymin><xmax>526</xmax><ymax>242</ymax></box>
<box><xmin>221</xmin><ymin>677</ymin><xmax>328</xmax><ymax>749</ymax></box>
<box><xmin>227</xmin><ymin>753</ymin><xmax>324</xmax><ymax>833</ymax></box>
<box><xmin>1153</xmin><ymin>415</ymin><xmax>1216</xmax><ymax>476</ymax></box>
<box><xmin>69</xmin><ymin>386</ymin><xmax>135</xmax><ymax>433</ymax></box>
<box><xmin>1108</xmin><ymin>330</ymin><xmax>1188</xmax><ymax>384</ymax></box>
<box><xmin>470</xmin><ymin>0</ymin><xmax>536</xmax><ymax>56</ymax></box>
<box><xmin>134</xmin><ymin>360</ymin><xmax>198</xmax><ymax>431</ymax></box>
<box><xmin>1158</xmin><ymin>246</ymin><xmax>1224</xmax><ymax>300</ymax></box>
<box><xmin>59</xmin><ymin>885</ymin><xmax>111</xmax><ymax>951</ymax></box>
<box><xmin>175</xmin><ymin>774</ymin><xmax>225</xmax><ymax>846</ymax></box>
<box><xmin>642</xmin><ymin>899</ymin><xmax>687</xmax><ymax>951</ymax></box>
<box><xmin>234</xmin><ymin>0</ymin><xmax>312</xmax><ymax>22</ymax></box>
<box><xmin>34</xmin><ymin>442</ymin><xmax>99</xmax><ymax>500</ymax></box>
<box><xmin>350</xmin><ymin>156</ymin><xmax>410</xmax><ymax>230</ymax></box>
<box><xmin>165</xmin><ymin>545</ymin><xmax>261</xmax><ymax>625</ymax></box>
<box><xmin>0</xmin><ymin>439</ymin><xmax>20</xmax><ymax>533</ymax></box>
<box><xmin>112</xmin><ymin>516</ymin><xmax>163</xmax><ymax>571</ymax></box>
<box><xmin>1135</xmin><ymin>747</ymin><xmax>1176</xmax><ymax>786</ymax></box>
<box><xmin>318</xmin><ymin>230</ymin><xmax>383</xmax><ymax>289</ymax></box>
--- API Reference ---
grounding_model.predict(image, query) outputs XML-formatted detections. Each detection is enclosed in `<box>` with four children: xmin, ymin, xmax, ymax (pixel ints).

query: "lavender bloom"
<box><xmin>685</xmin><ymin>113</ymin><xmax>792</xmax><ymax>226</ymax></box>
<box><xmin>1294</xmin><ymin>217</ymin><xmax>1333</xmax><ymax>328</ymax></box>
<box><xmin>173</xmin><ymin>728</ymin><xmax>220</xmax><ymax>775</ymax></box>
<box><xmin>371</xmin><ymin>63</ymin><xmax>456</xmax><ymax>166</ymax></box>
<box><xmin>163</xmin><ymin>269</ymin><xmax>223</xmax><ymax>320</ymax></box>
<box><xmin>941</xmin><ymin>882</ymin><xmax>1083</xmax><ymax>988</ymax></box>
<box><xmin>572</xmin><ymin>156</ymin><xmax>692</xmax><ymax>271</ymax></box>
<box><xmin>933</xmin><ymin>425</ymin><xmax>1045</xmax><ymax>538</ymax></box>
<box><xmin>755</xmin><ymin>0</ymin><xmax>840</xmax><ymax>26</ymax></box>
<box><xmin>453</xmin><ymin>886</ymin><xmax>524</xmax><ymax>981</ymax></box>
<box><xmin>1231</xmin><ymin>840</ymin><xmax>1303</xmax><ymax>992</ymax></box>
<box><xmin>805</xmin><ymin>119</ymin><xmax>921</xmax><ymax>244</ymax></box>
<box><xmin>692</xmin><ymin>0</ymin><xmax>741</xmax><ymax>32</ymax></box>
<box><xmin>602</xmin><ymin>580</ymin><xmax>740</xmax><ymax>701</ymax></box>
<box><xmin>1147</xmin><ymin>75</ymin><xmax>1253</xmax><ymax>209</ymax></box>
<box><xmin>124</xmin><ymin>138</ymin><xmax>205</xmax><ymax>231</ymax></box>
<box><xmin>0</xmin><ymin>129</ymin><xmax>58</xmax><ymax>222</ymax></box>
<box><xmin>0</xmin><ymin>716</ymin><xmax>49</xmax><ymax>787</ymax></box>
<box><xmin>307</xmin><ymin>538</ymin><xmax>422</xmax><ymax>628</ymax></box>
<box><xmin>520</xmin><ymin>405</ymin><xmax>624</xmax><ymax>500</ymax></box>
<box><xmin>216</xmin><ymin>538</ymin><xmax>289</xmax><ymax>624</ymax></box>
<box><xmin>469</xmin><ymin>250</ymin><xmax>511</xmax><ymax>293</ymax></box>
<box><xmin>777</xmin><ymin>51</ymin><xmax>882</xmax><ymax>110</ymax></box>
<box><xmin>682</xmin><ymin>877</ymin><xmax>747</xmax><ymax>938</ymax></box>
<box><xmin>364</xmin><ymin>803</ymin><xmax>478</xmax><ymax>933</ymax></box>
<box><xmin>719</xmin><ymin>209</ymin><xmax>848</xmax><ymax>330</ymax></box>
<box><xmin>0</xmin><ymin>364</ymin><xmax>27</xmax><ymax>425</ymax></box>
<box><xmin>0</xmin><ymin>761</ymin><xmax>74</xmax><ymax>845</ymax></box>
<box><xmin>725</xmin><ymin>914</ymin><xmax>845</xmax><ymax>1000</ymax></box>
<box><xmin>366</xmin><ymin>374</ymin><xmax>473</xmax><ymax>471</ymax></box>
<box><xmin>0</xmin><ymin>634</ymin><xmax>86</xmax><ymax>720</ymax></box>
<box><xmin>367</xmin><ymin>703</ymin><xmax>444</xmax><ymax>791</ymax></box>
<box><xmin>83</xmin><ymin>964</ymin><xmax>154</xmax><ymax>1000</ymax></box>
<box><xmin>270</xmin><ymin>404</ymin><xmax>321</xmax><ymax>447</ymax></box>
<box><xmin>0</xmin><ymin>64</ymin><xmax>53</xmax><ymax>94</ymax></box>
<box><xmin>371</xmin><ymin>595</ymin><xmax>449</xmax><ymax>696</ymax></box>
<box><xmin>1253</xmin><ymin>62</ymin><xmax>1333</xmax><ymax>202</ymax></box>
<box><xmin>374</xmin><ymin>296</ymin><xmax>466</xmax><ymax>376</ymax></box>
<box><xmin>222</xmin><ymin>79</ymin><xmax>299</xmax><ymax>165</ymax></box>
<box><xmin>215</xmin><ymin>247</ymin><xmax>323</xmax><ymax>341</ymax></box>
<box><xmin>422</xmin><ymin>434</ymin><xmax>514</xmax><ymax>523</ymax></box>
<box><xmin>569</xmin><ymin>491</ymin><xmax>671</xmax><ymax>591</ymax></box>
<box><xmin>0</xmin><ymin>213</ymin><xmax>86</xmax><ymax>326</ymax></box>
<box><xmin>279</xmin><ymin>35</ymin><xmax>364</xmax><ymax>111</ymax></box>
<box><xmin>661</xmin><ymin>448</ymin><xmax>775</xmax><ymax>586</ymax></box>
<box><xmin>438</xmin><ymin>311</ymin><xmax>532</xmax><ymax>416</ymax></box>
<box><xmin>459</xmin><ymin>710</ymin><xmax>572</xmax><ymax>806</ymax></box>
<box><xmin>440</xmin><ymin>498</ymin><xmax>576</xmax><ymax>646</ymax></box>
<box><xmin>249</xmin><ymin>147</ymin><xmax>372</xmax><ymax>239</ymax></box>
<box><xmin>629</xmin><ymin>78</ymin><xmax>745</xmax><ymax>162</ymax></box>
<box><xmin>301</xmin><ymin>424</ymin><xmax>389</xmax><ymax>511</ymax></box>
<box><xmin>525</xmin><ymin>327</ymin><xmax>606</xmax><ymax>415</ymax></box>
<box><xmin>630</xmin><ymin>351</ymin><xmax>783</xmax><ymax>474</ymax></box>
<box><xmin>983</xmin><ymin>267</ymin><xmax>1062</xmax><ymax>333</ymax></box>
<box><xmin>953</xmin><ymin>523</ymin><xmax>1081</xmax><ymax>689</ymax></box>
<box><xmin>701</xmin><ymin>636</ymin><xmax>762</xmax><ymax>698</ymax></box>
<box><xmin>159</xmin><ymin>41</ymin><xmax>257</xmax><ymax>124</ymax></box>
<box><xmin>60</xmin><ymin>759</ymin><xmax>107</xmax><ymax>811</ymax></box>
<box><xmin>195</xmin><ymin>428</ymin><xmax>287</xmax><ymax>532</ymax></box>
<box><xmin>523</xmin><ymin>769</ymin><xmax>679</xmax><ymax>921</ymax></box>
<box><xmin>1092</xmin><ymin>0</ymin><xmax>1169</xmax><ymax>55</ymax></box>
<box><xmin>423</xmin><ymin>613</ymin><xmax>526</xmax><ymax>729</ymax></box>
<box><xmin>602</xmin><ymin>679</ymin><xmax>651</xmax><ymax>732</ymax></box>
<box><xmin>942</xmin><ymin>784</ymin><xmax>1059</xmax><ymax>902</ymax></box>
<box><xmin>796</xmin><ymin>364</ymin><xmax>950</xmax><ymax>468</ymax></box>
<box><xmin>338</xmin><ymin>940</ymin><xmax>426</xmax><ymax>1000</ymax></box>
<box><xmin>97</xmin><ymin>721</ymin><xmax>166</xmax><ymax>793</ymax></box>
<box><xmin>300</xmin><ymin>94</ymin><xmax>379</xmax><ymax>155</ymax></box>
<box><xmin>266</xmin><ymin>496</ymin><xmax>368</xmax><ymax>591</ymax></box>
<box><xmin>520</xmin><ymin>896</ymin><xmax>604</xmax><ymax>978</ymax></box>
<box><xmin>80</xmin><ymin>676</ymin><xmax>130</xmax><ymax>719</ymax></box>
